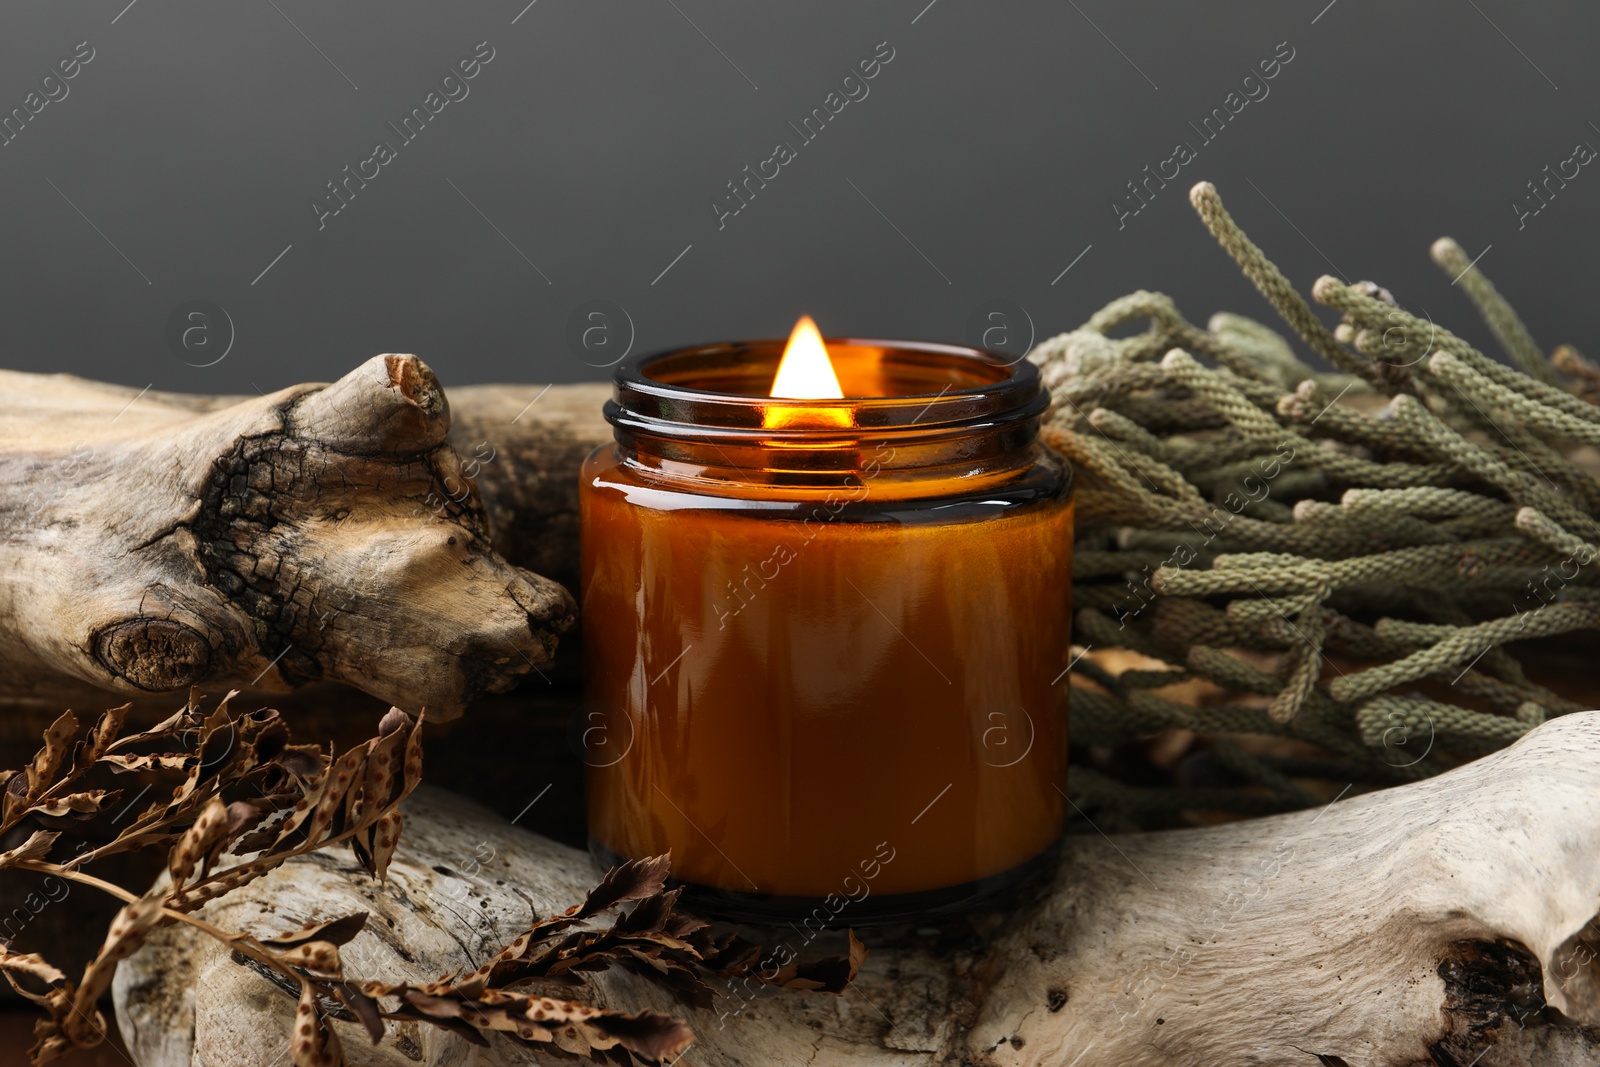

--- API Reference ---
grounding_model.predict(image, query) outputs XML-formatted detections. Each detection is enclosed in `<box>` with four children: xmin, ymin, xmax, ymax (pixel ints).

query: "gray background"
<box><xmin>1</xmin><ymin>1</ymin><xmax>1593</xmax><ymax>396</ymax></box>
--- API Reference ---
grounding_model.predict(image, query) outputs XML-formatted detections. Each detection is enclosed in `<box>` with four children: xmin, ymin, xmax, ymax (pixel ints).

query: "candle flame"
<box><xmin>765</xmin><ymin>316</ymin><xmax>852</xmax><ymax>429</ymax></box>
<box><xmin>771</xmin><ymin>315</ymin><xmax>843</xmax><ymax>400</ymax></box>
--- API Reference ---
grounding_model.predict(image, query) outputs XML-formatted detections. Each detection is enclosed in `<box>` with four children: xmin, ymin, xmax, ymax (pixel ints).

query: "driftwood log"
<box><xmin>0</xmin><ymin>361</ymin><xmax>609</xmax><ymax>717</ymax></box>
<box><xmin>112</xmin><ymin>712</ymin><xmax>1600</xmax><ymax>1067</ymax></box>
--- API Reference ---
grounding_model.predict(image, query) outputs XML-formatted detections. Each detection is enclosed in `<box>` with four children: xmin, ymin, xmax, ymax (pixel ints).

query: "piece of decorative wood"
<box><xmin>114</xmin><ymin>712</ymin><xmax>1600</xmax><ymax>1067</ymax></box>
<box><xmin>445</xmin><ymin>380</ymin><xmax>611</xmax><ymax>597</ymax></box>
<box><xmin>0</xmin><ymin>360</ymin><xmax>607</xmax><ymax>717</ymax></box>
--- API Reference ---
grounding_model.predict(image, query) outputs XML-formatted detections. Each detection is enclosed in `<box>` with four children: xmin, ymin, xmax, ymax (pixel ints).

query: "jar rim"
<box><xmin>608</xmin><ymin>337</ymin><xmax>1046</xmax><ymax>440</ymax></box>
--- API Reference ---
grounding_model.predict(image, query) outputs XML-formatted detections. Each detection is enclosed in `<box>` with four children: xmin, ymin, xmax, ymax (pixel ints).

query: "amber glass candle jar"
<box><xmin>579</xmin><ymin>336</ymin><xmax>1073</xmax><ymax>924</ymax></box>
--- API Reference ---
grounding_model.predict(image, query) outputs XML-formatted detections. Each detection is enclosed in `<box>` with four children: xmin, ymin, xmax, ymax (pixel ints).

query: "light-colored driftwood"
<box><xmin>446</xmin><ymin>380</ymin><xmax>612</xmax><ymax>597</ymax></box>
<box><xmin>0</xmin><ymin>362</ymin><xmax>609</xmax><ymax>717</ymax></box>
<box><xmin>114</xmin><ymin>712</ymin><xmax>1600</xmax><ymax>1067</ymax></box>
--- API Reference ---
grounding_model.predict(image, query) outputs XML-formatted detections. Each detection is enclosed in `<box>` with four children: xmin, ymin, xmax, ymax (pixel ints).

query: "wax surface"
<box><xmin>581</xmin><ymin>452</ymin><xmax>1072</xmax><ymax>899</ymax></box>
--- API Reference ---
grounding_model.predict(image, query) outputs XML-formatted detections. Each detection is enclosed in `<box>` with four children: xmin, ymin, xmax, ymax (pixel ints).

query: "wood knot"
<box><xmin>383</xmin><ymin>353</ymin><xmax>445</xmax><ymax>420</ymax></box>
<box><xmin>95</xmin><ymin>619</ymin><xmax>212</xmax><ymax>691</ymax></box>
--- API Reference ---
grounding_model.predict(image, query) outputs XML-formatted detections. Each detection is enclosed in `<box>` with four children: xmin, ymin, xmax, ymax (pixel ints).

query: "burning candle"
<box><xmin>579</xmin><ymin>318</ymin><xmax>1073</xmax><ymax>923</ymax></box>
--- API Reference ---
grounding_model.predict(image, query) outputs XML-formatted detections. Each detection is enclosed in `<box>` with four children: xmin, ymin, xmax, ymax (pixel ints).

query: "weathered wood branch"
<box><xmin>444</xmin><ymin>379</ymin><xmax>611</xmax><ymax>596</ymax></box>
<box><xmin>0</xmin><ymin>362</ymin><xmax>608</xmax><ymax>716</ymax></box>
<box><xmin>115</xmin><ymin>712</ymin><xmax>1600</xmax><ymax>1066</ymax></box>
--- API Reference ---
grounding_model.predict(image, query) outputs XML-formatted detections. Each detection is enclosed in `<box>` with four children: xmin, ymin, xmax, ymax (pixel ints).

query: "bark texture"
<box><xmin>114</xmin><ymin>712</ymin><xmax>1600</xmax><ymax>1067</ymax></box>
<box><xmin>0</xmin><ymin>361</ymin><xmax>609</xmax><ymax>717</ymax></box>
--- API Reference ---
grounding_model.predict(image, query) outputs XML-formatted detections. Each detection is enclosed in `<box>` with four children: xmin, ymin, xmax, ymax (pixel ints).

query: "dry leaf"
<box><xmin>99</xmin><ymin>753</ymin><xmax>191</xmax><ymax>773</ymax></box>
<box><xmin>276</xmin><ymin>941</ymin><xmax>343</xmax><ymax>978</ymax></box>
<box><xmin>261</xmin><ymin>913</ymin><xmax>369</xmax><ymax>950</ymax></box>
<box><xmin>328</xmin><ymin>981</ymin><xmax>385</xmax><ymax>1043</ymax></box>
<box><xmin>0</xmin><ymin>831</ymin><xmax>58</xmax><ymax>871</ymax></box>
<box><xmin>291</xmin><ymin>980</ymin><xmax>345</xmax><ymax>1067</ymax></box>
<box><xmin>74</xmin><ymin>889</ymin><xmax>165</xmax><ymax>1014</ymax></box>
<box><xmin>66</xmin><ymin>706</ymin><xmax>128</xmax><ymax>780</ymax></box>
<box><xmin>169</xmin><ymin>797</ymin><xmax>230</xmax><ymax>894</ymax></box>
<box><xmin>28</xmin><ymin>790</ymin><xmax>122</xmax><ymax>820</ymax></box>
<box><xmin>30</xmin><ymin>712</ymin><xmax>78</xmax><ymax>795</ymax></box>
<box><xmin>366</xmin><ymin>810</ymin><xmax>403</xmax><ymax>881</ymax></box>
<box><xmin>0</xmin><ymin>948</ymin><xmax>65</xmax><ymax>1006</ymax></box>
<box><xmin>103</xmin><ymin>691</ymin><xmax>197</xmax><ymax>753</ymax></box>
